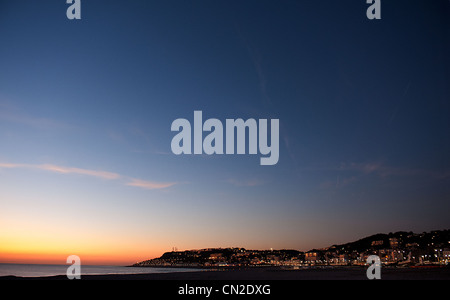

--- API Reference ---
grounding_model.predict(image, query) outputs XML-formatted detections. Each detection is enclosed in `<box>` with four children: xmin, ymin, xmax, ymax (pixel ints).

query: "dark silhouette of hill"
<box><xmin>326</xmin><ymin>229</ymin><xmax>450</xmax><ymax>253</ymax></box>
<box><xmin>133</xmin><ymin>229</ymin><xmax>450</xmax><ymax>267</ymax></box>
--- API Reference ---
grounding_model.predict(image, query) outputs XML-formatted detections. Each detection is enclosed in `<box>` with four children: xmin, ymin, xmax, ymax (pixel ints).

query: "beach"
<box><xmin>2</xmin><ymin>266</ymin><xmax>449</xmax><ymax>280</ymax></box>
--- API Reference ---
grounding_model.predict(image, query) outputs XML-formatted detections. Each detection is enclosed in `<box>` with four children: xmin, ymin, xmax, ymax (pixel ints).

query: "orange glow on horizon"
<box><xmin>0</xmin><ymin>248</ymin><xmax>165</xmax><ymax>266</ymax></box>
<box><xmin>0</xmin><ymin>213</ymin><xmax>168</xmax><ymax>265</ymax></box>
<box><xmin>0</xmin><ymin>235</ymin><xmax>166</xmax><ymax>266</ymax></box>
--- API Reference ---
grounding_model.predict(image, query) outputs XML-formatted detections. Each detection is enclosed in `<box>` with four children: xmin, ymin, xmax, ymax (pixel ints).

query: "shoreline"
<box><xmin>2</xmin><ymin>265</ymin><xmax>449</xmax><ymax>280</ymax></box>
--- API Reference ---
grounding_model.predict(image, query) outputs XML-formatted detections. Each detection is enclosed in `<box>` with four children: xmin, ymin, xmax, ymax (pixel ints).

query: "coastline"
<box><xmin>2</xmin><ymin>265</ymin><xmax>449</xmax><ymax>280</ymax></box>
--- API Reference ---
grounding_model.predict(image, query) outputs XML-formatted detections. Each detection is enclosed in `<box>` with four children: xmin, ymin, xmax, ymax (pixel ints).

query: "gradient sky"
<box><xmin>0</xmin><ymin>0</ymin><xmax>449</xmax><ymax>265</ymax></box>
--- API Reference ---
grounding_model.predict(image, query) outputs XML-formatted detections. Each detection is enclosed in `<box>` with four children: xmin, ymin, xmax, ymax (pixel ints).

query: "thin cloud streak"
<box><xmin>38</xmin><ymin>164</ymin><xmax>120</xmax><ymax>180</ymax></box>
<box><xmin>0</xmin><ymin>162</ymin><xmax>27</xmax><ymax>168</ymax></box>
<box><xmin>226</xmin><ymin>178</ymin><xmax>265</xmax><ymax>187</ymax></box>
<box><xmin>235</xmin><ymin>23</ymin><xmax>272</xmax><ymax>107</ymax></box>
<box><xmin>0</xmin><ymin>162</ymin><xmax>120</xmax><ymax>180</ymax></box>
<box><xmin>0</xmin><ymin>110</ymin><xmax>69</xmax><ymax>130</ymax></box>
<box><xmin>318</xmin><ymin>161</ymin><xmax>450</xmax><ymax>190</ymax></box>
<box><xmin>126</xmin><ymin>178</ymin><xmax>176</xmax><ymax>190</ymax></box>
<box><xmin>0</xmin><ymin>162</ymin><xmax>177</xmax><ymax>190</ymax></box>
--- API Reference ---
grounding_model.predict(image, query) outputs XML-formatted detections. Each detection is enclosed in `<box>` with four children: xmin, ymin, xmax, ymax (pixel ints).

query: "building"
<box><xmin>371</xmin><ymin>240</ymin><xmax>384</xmax><ymax>246</ymax></box>
<box><xmin>209</xmin><ymin>253</ymin><xmax>224</xmax><ymax>261</ymax></box>
<box><xmin>305</xmin><ymin>252</ymin><xmax>318</xmax><ymax>263</ymax></box>
<box><xmin>338</xmin><ymin>254</ymin><xmax>349</xmax><ymax>265</ymax></box>
<box><xmin>435</xmin><ymin>248</ymin><xmax>450</xmax><ymax>264</ymax></box>
<box><xmin>443</xmin><ymin>249</ymin><xmax>450</xmax><ymax>264</ymax></box>
<box><xmin>389</xmin><ymin>238</ymin><xmax>399</xmax><ymax>248</ymax></box>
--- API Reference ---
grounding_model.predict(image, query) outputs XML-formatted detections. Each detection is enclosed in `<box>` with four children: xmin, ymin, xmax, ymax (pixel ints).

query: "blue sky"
<box><xmin>0</xmin><ymin>0</ymin><xmax>449</xmax><ymax>264</ymax></box>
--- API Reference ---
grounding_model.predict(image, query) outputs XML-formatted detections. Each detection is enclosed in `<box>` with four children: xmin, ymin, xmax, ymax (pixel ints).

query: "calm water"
<box><xmin>0</xmin><ymin>263</ymin><xmax>203</xmax><ymax>278</ymax></box>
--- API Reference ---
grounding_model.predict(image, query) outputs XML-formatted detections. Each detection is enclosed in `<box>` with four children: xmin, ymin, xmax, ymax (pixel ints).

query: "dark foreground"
<box><xmin>2</xmin><ymin>266</ymin><xmax>450</xmax><ymax>280</ymax></box>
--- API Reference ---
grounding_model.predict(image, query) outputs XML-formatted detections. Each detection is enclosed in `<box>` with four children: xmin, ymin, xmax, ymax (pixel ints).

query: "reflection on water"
<box><xmin>0</xmin><ymin>263</ymin><xmax>203</xmax><ymax>277</ymax></box>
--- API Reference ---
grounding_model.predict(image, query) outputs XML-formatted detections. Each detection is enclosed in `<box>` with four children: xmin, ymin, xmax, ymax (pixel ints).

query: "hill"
<box><xmin>133</xmin><ymin>229</ymin><xmax>450</xmax><ymax>267</ymax></box>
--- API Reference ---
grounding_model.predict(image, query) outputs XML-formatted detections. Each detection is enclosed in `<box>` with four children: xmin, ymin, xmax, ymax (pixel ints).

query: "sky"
<box><xmin>0</xmin><ymin>0</ymin><xmax>449</xmax><ymax>265</ymax></box>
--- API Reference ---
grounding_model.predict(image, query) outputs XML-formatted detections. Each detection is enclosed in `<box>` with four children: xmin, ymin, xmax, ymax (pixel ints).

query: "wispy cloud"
<box><xmin>0</xmin><ymin>110</ymin><xmax>69</xmax><ymax>130</ymax></box>
<box><xmin>389</xmin><ymin>81</ymin><xmax>411</xmax><ymax>125</ymax></box>
<box><xmin>319</xmin><ymin>161</ymin><xmax>450</xmax><ymax>190</ymax></box>
<box><xmin>37</xmin><ymin>164</ymin><xmax>120</xmax><ymax>180</ymax></box>
<box><xmin>338</xmin><ymin>162</ymin><xmax>423</xmax><ymax>178</ymax></box>
<box><xmin>320</xmin><ymin>175</ymin><xmax>358</xmax><ymax>189</ymax></box>
<box><xmin>236</xmin><ymin>24</ymin><xmax>272</xmax><ymax>107</ymax></box>
<box><xmin>0</xmin><ymin>162</ymin><xmax>27</xmax><ymax>168</ymax></box>
<box><xmin>0</xmin><ymin>162</ymin><xmax>177</xmax><ymax>190</ymax></box>
<box><xmin>126</xmin><ymin>178</ymin><xmax>176</xmax><ymax>190</ymax></box>
<box><xmin>226</xmin><ymin>178</ymin><xmax>265</xmax><ymax>187</ymax></box>
<box><xmin>0</xmin><ymin>162</ymin><xmax>120</xmax><ymax>180</ymax></box>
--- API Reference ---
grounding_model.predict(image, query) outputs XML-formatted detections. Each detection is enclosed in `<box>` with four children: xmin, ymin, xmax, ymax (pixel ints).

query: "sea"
<box><xmin>0</xmin><ymin>263</ymin><xmax>202</xmax><ymax>278</ymax></box>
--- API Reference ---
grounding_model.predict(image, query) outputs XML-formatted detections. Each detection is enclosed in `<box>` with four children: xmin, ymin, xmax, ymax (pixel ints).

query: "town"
<box><xmin>133</xmin><ymin>230</ymin><xmax>450</xmax><ymax>268</ymax></box>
